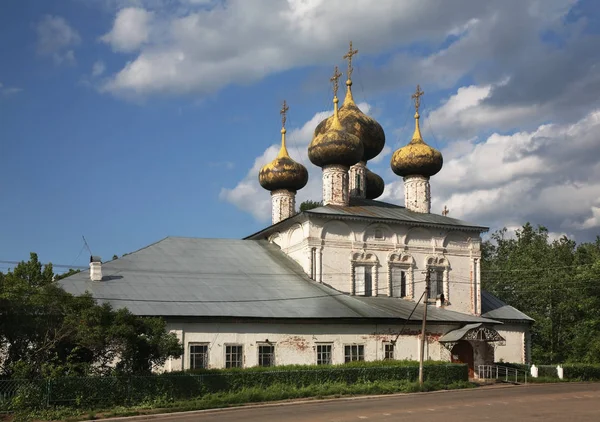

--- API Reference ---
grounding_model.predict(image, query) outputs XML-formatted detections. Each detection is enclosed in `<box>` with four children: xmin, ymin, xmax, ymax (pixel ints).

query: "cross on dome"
<box><xmin>343</xmin><ymin>41</ymin><xmax>358</xmax><ymax>83</ymax></box>
<box><xmin>280</xmin><ymin>100</ymin><xmax>289</xmax><ymax>129</ymax></box>
<box><xmin>330</xmin><ymin>66</ymin><xmax>343</xmax><ymax>97</ymax></box>
<box><xmin>411</xmin><ymin>84</ymin><xmax>424</xmax><ymax>113</ymax></box>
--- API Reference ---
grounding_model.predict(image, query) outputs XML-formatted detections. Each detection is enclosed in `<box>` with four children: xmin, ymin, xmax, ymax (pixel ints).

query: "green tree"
<box><xmin>0</xmin><ymin>253</ymin><xmax>182</xmax><ymax>378</ymax></box>
<box><xmin>482</xmin><ymin>224</ymin><xmax>600</xmax><ymax>364</ymax></box>
<box><xmin>300</xmin><ymin>200</ymin><xmax>322</xmax><ymax>212</ymax></box>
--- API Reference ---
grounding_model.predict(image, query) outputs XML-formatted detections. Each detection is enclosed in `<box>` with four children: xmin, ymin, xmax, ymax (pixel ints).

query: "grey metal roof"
<box><xmin>481</xmin><ymin>290</ymin><xmax>534</xmax><ymax>322</ymax></box>
<box><xmin>438</xmin><ymin>323</ymin><xmax>482</xmax><ymax>342</ymax></box>
<box><xmin>59</xmin><ymin>236</ymin><xmax>497</xmax><ymax>324</ymax></box>
<box><xmin>305</xmin><ymin>198</ymin><xmax>488</xmax><ymax>232</ymax></box>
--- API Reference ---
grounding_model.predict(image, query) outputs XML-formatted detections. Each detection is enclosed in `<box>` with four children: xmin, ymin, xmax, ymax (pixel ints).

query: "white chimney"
<box><xmin>90</xmin><ymin>256</ymin><xmax>102</xmax><ymax>281</ymax></box>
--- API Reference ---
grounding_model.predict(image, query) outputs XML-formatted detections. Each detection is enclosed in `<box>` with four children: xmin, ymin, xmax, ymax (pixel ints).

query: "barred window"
<box><xmin>344</xmin><ymin>344</ymin><xmax>365</xmax><ymax>363</ymax></box>
<box><xmin>316</xmin><ymin>344</ymin><xmax>333</xmax><ymax>365</ymax></box>
<box><xmin>384</xmin><ymin>343</ymin><xmax>394</xmax><ymax>360</ymax></box>
<box><xmin>189</xmin><ymin>344</ymin><xmax>208</xmax><ymax>369</ymax></box>
<box><xmin>258</xmin><ymin>344</ymin><xmax>275</xmax><ymax>367</ymax></box>
<box><xmin>225</xmin><ymin>345</ymin><xmax>243</xmax><ymax>368</ymax></box>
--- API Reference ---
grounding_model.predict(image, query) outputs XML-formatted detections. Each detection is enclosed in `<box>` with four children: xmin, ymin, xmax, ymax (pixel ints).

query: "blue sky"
<box><xmin>1</xmin><ymin>0</ymin><xmax>599</xmax><ymax>272</ymax></box>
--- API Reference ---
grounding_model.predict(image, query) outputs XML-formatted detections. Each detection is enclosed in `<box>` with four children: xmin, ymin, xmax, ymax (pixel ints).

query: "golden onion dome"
<box><xmin>308</xmin><ymin>67</ymin><xmax>363</xmax><ymax>168</ymax></box>
<box><xmin>259</xmin><ymin>102</ymin><xmax>309</xmax><ymax>192</ymax></box>
<box><xmin>313</xmin><ymin>42</ymin><xmax>385</xmax><ymax>162</ymax></box>
<box><xmin>365</xmin><ymin>168</ymin><xmax>384</xmax><ymax>199</ymax></box>
<box><xmin>391</xmin><ymin>85</ymin><xmax>443</xmax><ymax>178</ymax></box>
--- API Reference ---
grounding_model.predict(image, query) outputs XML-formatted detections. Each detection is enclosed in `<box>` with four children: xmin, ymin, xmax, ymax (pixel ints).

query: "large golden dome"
<box><xmin>365</xmin><ymin>168</ymin><xmax>384</xmax><ymax>199</ymax></box>
<box><xmin>313</xmin><ymin>42</ymin><xmax>385</xmax><ymax>162</ymax></box>
<box><xmin>391</xmin><ymin>86</ymin><xmax>443</xmax><ymax>178</ymax></box>
<box><xmin>259</xmin><ymin>102</ymin><xmax>309</xmax><ymax>192</ymax></box>
<box><xmin>308</xmin><ymin>67</ymin><xmax>363</xmax><ymax>168</ymax></box>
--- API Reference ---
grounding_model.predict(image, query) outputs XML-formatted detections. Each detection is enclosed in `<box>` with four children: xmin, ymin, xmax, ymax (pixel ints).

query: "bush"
<box><xmin>562</xmin><ymin>364</ymin><xmax>600</xmax><ymax>381</ymax></box>
<box><xmin>1</xmin><ymin>360</ymin><xmax>468</xmax><ymax>411</ymax></box>
<box><xmin>536</xmin><ymin>365</ymin><xmax>558</xmax><ymax>378</ymax></box>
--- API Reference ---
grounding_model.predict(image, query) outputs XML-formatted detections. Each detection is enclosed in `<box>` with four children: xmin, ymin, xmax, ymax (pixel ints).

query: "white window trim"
<box><xmin>257</xmin><ymin>343</ymin><xmax>276</xmax><ymax>367</ymax></box>
<box><xmin>224</xmin><ymin>344</ymin><xmax>244</xmax><ymax>369</ymax></box>
<box><xmin>350</xmin><ymin>252</ymin><xmax>379</xmax><ymax>296</ymax></box>
<box><xmin>315</xmin><ymin>343</ymin><xmax>333</xmax><ymax>365</ymax></box>
<box><xmin>188</xmin><ymin>342</ymin><xmax>209</xmax><ymax>370</ymax></box>
<box><xmin>387</xmin><ymin>253</ymin><xmax>414</xmax><ymax>299</ymax></box>
<box><xmin>425</xmin><ymin>255</ymin><xmax>450</xmax><ymax>303</ymax></box>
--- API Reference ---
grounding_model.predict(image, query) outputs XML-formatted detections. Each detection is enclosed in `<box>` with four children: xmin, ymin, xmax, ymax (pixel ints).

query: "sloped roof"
<box><xmin>481</xmin><ymin>290</ymin><xmax>534</xmax><ymax>322</ymax></box>
<box><xmin>307</xmin><ymin>198</ymin><xmax>488</xmax><ymax>231</ymax></box>
<box><xmin>245</xmin><ymin>198</ymin><xmax>488</xmax><ymax>240</ymax></box>
<box><xmin>59</xmin><ymin>236</ymin><xmax>497</xmax><ymax>324</ymax></box>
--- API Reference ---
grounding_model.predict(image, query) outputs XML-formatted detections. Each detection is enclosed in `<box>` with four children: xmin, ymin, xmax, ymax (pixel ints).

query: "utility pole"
<box><xmin>419</xmin><ymin>270</ymin><xmax>431</xmax><ymax>386</ymax></box>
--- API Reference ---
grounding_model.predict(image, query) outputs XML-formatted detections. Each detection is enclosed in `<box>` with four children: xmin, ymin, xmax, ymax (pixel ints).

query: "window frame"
<box><xmin>383</xmin><ymin>342</ymin><xmax>395</xmax><ymax>360</ymax></box>
<box><xmin>257</xmin><ymin>343</ymin><xmax>275</xmax><ymax>367</ymax></box>
<box><xmin>390</xmin><ymin>266</ymin><xmax>407</xmax><ymax>298</ymax></box>
<box><xmin>316</xmin><ymin>343</ymin><xmax>333</xmax><ymax>365</ymax></box>
<box><xmin>189</xmin><ymin>343</ymin><xmax>209</xmax><ymax>370</ymax></box>
<box><xmin>225</xmin><ymin>344</ymin><xmax>244</xmax><ymax>369</ymax></box>
<box><xmin>344</xmin><ymin>344</ymin><xmax>365</xmax><ymax>363</ymax></box>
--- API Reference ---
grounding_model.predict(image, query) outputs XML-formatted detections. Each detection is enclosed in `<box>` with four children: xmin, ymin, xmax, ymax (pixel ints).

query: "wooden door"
<box><xmin>451</xmin><ymin>340</ymin><xmax>475</xmax><ymax>378</ymax></box>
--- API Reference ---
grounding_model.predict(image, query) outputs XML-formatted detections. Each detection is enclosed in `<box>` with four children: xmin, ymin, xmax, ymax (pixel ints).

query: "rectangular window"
<box><xmin>391</xmin><ymin>267</ymin><xmax>406</xmax><ymax>298</ymax></box>
<box><xmin>225</xmin><ymin>345</ymin><xmax>243</xmax><ymax>368</ymax></box>
<box><xmin>344</xmin><ymin>344</ymin><xmax>365</xmax><ymax>363</ymax></box>
<box><xmin>355</xmin><ymin>266</ymin><xmax>373</xmax><ymax>296</ymax></box>
<box><xmin>189</xmin><ymin>344</ymin><xmax>209</xmax><ymax>369</ymax></box>
<box><xmin>384</xmin><ymin>343</ymin><xmax>395</xmax><ymax>360</ymax></box>
<box><xmin>429</xmin><ymin>269</ymin><xmax>444</xmax><ymax>299</ymax></box>
<box><xmin>316</xmin><ymin>344</ymin><xmax>333</xmax><ymax>365</ymax></box>
<box><xmin>258</xmin><ymin>344</ymin><xmax>275</xmax><ymax>367</ymax></box>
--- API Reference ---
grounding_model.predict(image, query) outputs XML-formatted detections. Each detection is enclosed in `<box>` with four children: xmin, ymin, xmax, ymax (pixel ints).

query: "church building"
<box><xmin>60</xmin><ymin>43</ymin><xmax>532</xmax><ymax>377</ymax></box>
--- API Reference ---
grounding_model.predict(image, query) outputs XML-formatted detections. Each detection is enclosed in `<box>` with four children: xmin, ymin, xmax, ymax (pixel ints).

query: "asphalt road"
<box><xmin>112</xmin><ymin>383</ymin><xmax>600</xmax><ymax>422</ymax></box>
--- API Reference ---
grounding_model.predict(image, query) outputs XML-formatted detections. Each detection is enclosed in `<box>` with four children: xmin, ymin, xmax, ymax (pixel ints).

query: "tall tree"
<box><xmin>0</xmin><ymin>253</ymin><xmax>182</xmax><ymax>378</ymax></box>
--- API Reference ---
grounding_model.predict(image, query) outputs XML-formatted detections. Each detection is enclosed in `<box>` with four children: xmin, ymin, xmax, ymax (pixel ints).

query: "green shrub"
<box><xmin>562</xmin><ymin>364</ymin><xmax>600</xmax><ymax>381</ymax></box>
<box><xmin>536</xmin><ymin>365</ymin><xmax>558</xmax><ymax>378</ymax></box>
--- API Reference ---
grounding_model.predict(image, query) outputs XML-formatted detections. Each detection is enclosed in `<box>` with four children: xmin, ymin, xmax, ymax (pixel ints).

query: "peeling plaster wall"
<box><xmin>165</xmin><ymin>321</ymin><xmax>459</xmax><ymax>371</ymax></box>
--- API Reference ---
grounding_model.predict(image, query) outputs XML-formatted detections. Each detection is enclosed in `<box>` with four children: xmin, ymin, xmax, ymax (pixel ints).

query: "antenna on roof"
<box><xmin>82</xmin><ymin>235</ymin><xmax>93</xmax><ymax>259</ymax></box>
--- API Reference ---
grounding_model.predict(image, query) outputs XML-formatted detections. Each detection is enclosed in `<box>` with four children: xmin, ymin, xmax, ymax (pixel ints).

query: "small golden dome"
<box><xmin>391</xmin><ymin>85</ymin><xmax>443</xmax><ymax>178</ymax></box>
<box><xmin>259</xmin><ymin>102</ymin><xmax>309</xmax><ymax>192</ymax></box>
<box><xmin>365</xmin><ymin>168</ymin><xmax>384</xmax><ymax>199</ymax></box>
<box><xmin>313</xmin><ymin>42</ymin><xmax>385</xmax><ymax>162</ymax></box>
<box><xmin>308</xmin><ymin>67</ymin><xmax>363</xmax><ymax>168</ymax></box>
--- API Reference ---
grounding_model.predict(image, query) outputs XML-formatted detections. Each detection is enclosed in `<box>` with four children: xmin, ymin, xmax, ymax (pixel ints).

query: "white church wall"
<box><xmin>493</xmin><ymin>323</ymin><xmax>529</xmax><ymax>364</ymax></box>
<box><xmin>164</xmin><ymin>321</ymin><xmax>460</xmax><ymax>371</ymax></box>
<box><xmin>269</xmin><ymin>216</ymin><xmax>483</xmax><ymax>316</ymax></box>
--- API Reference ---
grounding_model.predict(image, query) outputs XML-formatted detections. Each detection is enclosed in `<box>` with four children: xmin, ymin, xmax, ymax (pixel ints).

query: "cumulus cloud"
<box><xmin>35</xmin><ymin>15</ymin><xmax>81</xmax><ymax>65</ymax></box>
<box><xmin>99</xmin><ymin>0</ymin><xmax>509</xmax><ymax>97</ymax></box>
<box><xmin>384</xmin><ymin>107</ymin><xmax>600</xmax><ymax>239</ymax></box>
<box><xmin>101</xmin><ymin>7</ymin><xmax>154</xmax><ymax>52</ymax></box>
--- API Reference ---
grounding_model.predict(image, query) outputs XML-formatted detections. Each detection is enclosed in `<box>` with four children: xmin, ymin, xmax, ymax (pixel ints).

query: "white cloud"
<box><xmin>101</xmin><ymin>7</ymin><xmax>154</xmax><ymax>52</ymax></box>
<box><xmin>0</xmin><ymin>82</ymin><xmax>22</xmax><ymax>96</ymax></box>
<box><xmin>35</xmin><ymin>15</ymin><xmax>81</xmax><ymax>65</ymax></box>
<box><xmin>100</xmin><ymin>0</ymin><xmax>518</xmax><ymax>97</ymax></box>
<box><xmin>382</xmin><ymin>103</ymin><xmax>600</xmax><ymax>238</ymax></box>
<box><xmin>92</xmin><ymin>60</ymin><xmax>106</xmax><ymax>77</ymax></box>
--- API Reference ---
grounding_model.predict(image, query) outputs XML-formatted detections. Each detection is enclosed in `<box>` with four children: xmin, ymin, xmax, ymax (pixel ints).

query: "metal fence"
<box><xmin>0</xmin><ymin>363</ymin><xmax>466</xmax><ymax>411</ymax></box>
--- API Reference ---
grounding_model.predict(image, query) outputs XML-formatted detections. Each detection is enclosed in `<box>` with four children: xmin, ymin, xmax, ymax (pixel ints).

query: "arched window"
<box><xmin>425</xmin><ymin>255</ymin><xmax>450</xmax><ymax>303</ymax></box>
<box><xmin>351</xmin><ymin>252</ymin><xmax>378</xmax><ymax>296</ymax></box>
<box><xmin>388</xmin><ymin>253</ymin><xmax>414</xmax><ymax>299</ymax></box>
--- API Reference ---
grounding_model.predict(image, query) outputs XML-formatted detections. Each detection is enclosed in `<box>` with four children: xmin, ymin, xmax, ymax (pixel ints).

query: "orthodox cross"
<box><xmin>330</xmin><ymin>66</ymin><xmax>343</xmax><ymax>97</ymax></box>
<box><xmin>442</xmin><ymin>205</ymin><xmax>449</xmax><ymax>216</ymax></box>
<box><xmin>343</xmin><ymin>41</ymin><xmax>358</xmax><ymax>80</ymax></box>
<box><xmin>280</xmin><ymin>100</ymin><xmax>289</xmax><ymax>129</ymax></box>
<box><xmin>412</xmin><ymin>84</ymin><xmax>424</xmax><ymax>112</ymax></box>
